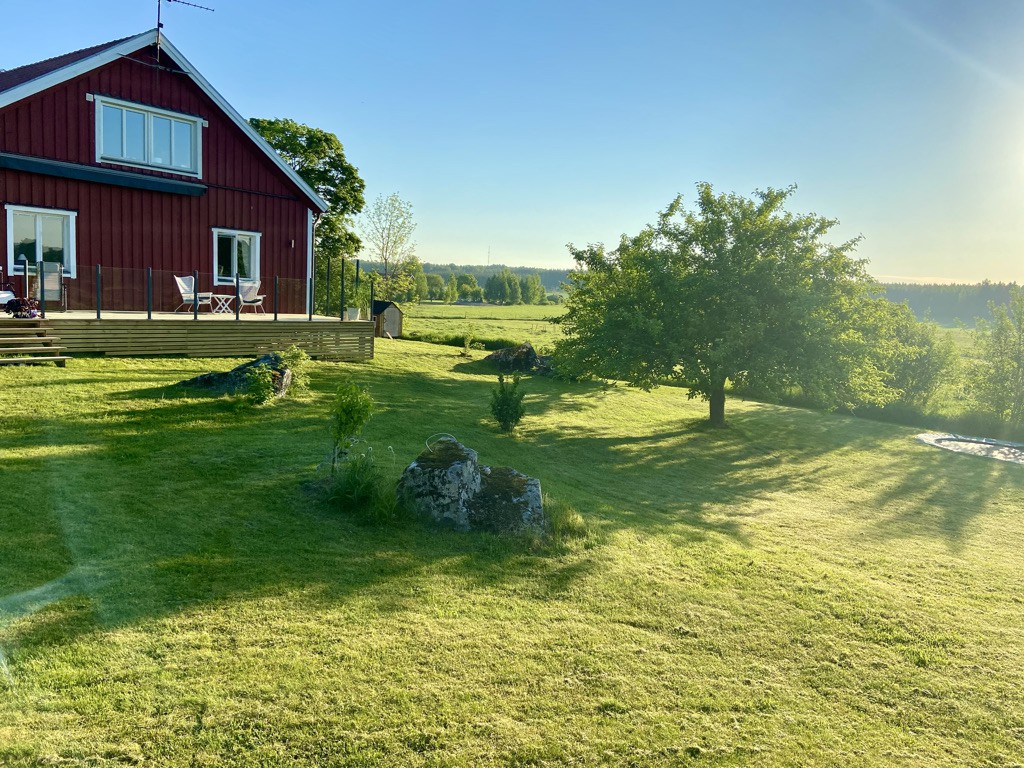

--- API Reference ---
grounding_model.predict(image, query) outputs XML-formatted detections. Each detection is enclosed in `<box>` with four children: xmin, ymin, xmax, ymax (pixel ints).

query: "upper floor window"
<box><xmin>94</xmin><ymin>96</ymin><xmax>202</xmax><ymax>177</ymax></box>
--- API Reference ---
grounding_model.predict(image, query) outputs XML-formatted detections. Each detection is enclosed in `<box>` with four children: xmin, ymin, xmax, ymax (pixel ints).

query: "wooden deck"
<box><xmin>34</xmin><ymin>311</ymin><xmax>375</xmax><ymax>361</ymax></box>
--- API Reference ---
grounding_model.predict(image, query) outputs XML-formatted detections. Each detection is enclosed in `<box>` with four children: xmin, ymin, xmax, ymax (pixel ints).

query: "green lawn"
<box><xmin>401</xmin><ymin>302</ymin><xmax>566</xmax><ymax>353</ymax></box>
<box><xmin>2</xmin><ymin>342</ymin><xmax>1023</xmax><ymax>766</ymax></box>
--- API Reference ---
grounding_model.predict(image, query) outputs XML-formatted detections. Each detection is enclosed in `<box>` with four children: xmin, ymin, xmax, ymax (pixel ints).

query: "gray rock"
<box><xmin>398</xmin><ymin>437</ymin><xmax>545</xmax><ymax>534</ymax></box>
<box><xmin>472</xmin><ymin>466</ymin><xmax>545</xmax><ymax>534</ymax></box>
<box><xmin>397</xmin><ymin>438</ymin><xmax>482</xmax><ymax>530</ymax></box>
<box><xmin>179</xmin><ymin>353</ymin><xmax>292</xmax><ymax>398</ymax></box>
<box><xmin>485</xmin><ymin>342</ymin><xmax>539</xmax><ymax>372</ymax></box>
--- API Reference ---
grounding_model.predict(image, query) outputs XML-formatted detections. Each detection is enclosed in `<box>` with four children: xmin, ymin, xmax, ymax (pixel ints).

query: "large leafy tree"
<box><xmin>249</xmin><ymin>117</ymin><xmax>365</xmax><ymax>313</ymax></box>
<box><xmin>973</xmin><ymin>287</ymin><xmax>1024</xmax><ymax>425</ymax></box>
<box><xmin>556</xmin><ymin>183</ymin><xmax>902</xmax><ymax>426</ymax></box>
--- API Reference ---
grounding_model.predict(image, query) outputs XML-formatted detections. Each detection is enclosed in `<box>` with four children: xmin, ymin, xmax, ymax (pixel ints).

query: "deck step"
<box><xmin>0</xmin><ymin>336</ymin><xmax>61</xmax><ymax>344</ymax></box>
<box><xmin>0</xmin><ymin>345</ymin><xmax>65</xmax><ymax>354</ymax></box>
<box><xmin>0</xmin><ymin>327</ymin><xmax>54</xmax><ymax>335</ymax></box>
<box><xmin>0</xmin><ymin>355</ymin><xmax>69</xmax><ymax>367</ymax></box>
<box><xmin>0</xmin><ymin>320</ymin><xmax>45</xmax><ymax>328</ymax></box>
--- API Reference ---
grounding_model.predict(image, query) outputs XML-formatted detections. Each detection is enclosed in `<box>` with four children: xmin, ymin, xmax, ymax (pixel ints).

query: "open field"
<box><xmin>402</xmin><ymin>302</ymin><xmax>566</xmax><ymax>352</ymax></box>
<box><xmin>2</xmin><ymin>341</ymin><xmax>1024</xmax><ymax>765</ymax></box>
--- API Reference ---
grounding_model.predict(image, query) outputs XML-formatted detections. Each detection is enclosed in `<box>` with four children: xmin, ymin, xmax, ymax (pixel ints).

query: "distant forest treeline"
<box><xmin>881</xmin><ymin>282</ymin><xmax>1019</xmax><ymax>327</ymax></box>
<box><xmin>420</xmin><ymin>263</ymin><xmax>571</xmax><ymax>292</ymax></box>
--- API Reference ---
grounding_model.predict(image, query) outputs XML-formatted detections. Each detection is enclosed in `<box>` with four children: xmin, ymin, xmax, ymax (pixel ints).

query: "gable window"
<box><xmin>5</xmin><ymin>205</ymin><xmax>77</xmax><ymax>278</ymax></box>
<box><xmin>213</xmin><ymin>229</ymin><xmax>260</xmax><ymax>285</ymax></box>
<box><xmin>94</xmin><ymin>96</ymin><xmax>202</xmax><ymax>177</ymax></box>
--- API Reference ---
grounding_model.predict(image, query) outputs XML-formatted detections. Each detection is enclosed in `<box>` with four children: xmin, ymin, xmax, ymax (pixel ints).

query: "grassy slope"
<box><xmin>1</xmin><ymin>342</ymin><xmax>1023</xmax><ymax>766</ymax></box>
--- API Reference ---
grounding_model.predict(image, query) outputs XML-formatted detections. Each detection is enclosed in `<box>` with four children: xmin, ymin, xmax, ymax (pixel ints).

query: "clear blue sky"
<box><xmin>4</xmin><ymin>0</ymin><xmax>1024</xmax><ymax>282</ymax></box>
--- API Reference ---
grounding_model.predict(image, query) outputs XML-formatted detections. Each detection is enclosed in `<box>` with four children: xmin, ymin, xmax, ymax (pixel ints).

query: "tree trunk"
<box><xmin>708</xmin><ymin>377</ymin><xmax>726</xmax><ymax>427</ymax></box>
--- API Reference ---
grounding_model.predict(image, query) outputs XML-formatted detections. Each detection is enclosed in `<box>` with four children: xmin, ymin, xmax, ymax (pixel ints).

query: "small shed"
<box><xmin>372</xmin><ymin>300</ymin><xmax>403</xmax><ymax>338</ymax></box>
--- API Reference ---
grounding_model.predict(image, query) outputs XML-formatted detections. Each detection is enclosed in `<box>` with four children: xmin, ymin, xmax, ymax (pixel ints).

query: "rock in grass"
<box><xmin>397</xmin><ymin>438</ymin><xmax>482</xmax><ymax>530</ymax></box>
<box><xmin>484</xmin><ymin>342</ymin><xmax>539</xmax><ymax>372</ymax></box>
<box><xmin>397</xmin><ymin>437</ymin><xmax>545</xmax><ymax>534</ymax></box>
<box><xmin>472</xmin><ymin>465</ymin><xmax>544</xmax><ymax>534</ymax></box>
<box><xmin>179</xmin><ymin>353</ymin><xmax>292</xmax><ymax>398</ymax></box>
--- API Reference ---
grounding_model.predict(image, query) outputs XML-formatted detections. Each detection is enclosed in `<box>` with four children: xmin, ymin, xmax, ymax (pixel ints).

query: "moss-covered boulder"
<box><xmin>397</xmin><ymin>438</ymin><xmax>482</xmax><ymax>530</ymax></box>
<box><xmin>398</xmin><ymin>437</ymin><xmax>545</xmax><ymax>534</ymax></box>
<box><xmin>179</xmin><ymin>354</ymin><xmax>292</xmax><ymax>398</ymax></box>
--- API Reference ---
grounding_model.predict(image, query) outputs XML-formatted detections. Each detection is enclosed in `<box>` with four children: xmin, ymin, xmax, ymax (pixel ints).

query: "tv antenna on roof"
<box><xmin>156</xmin><ymin>0</ymin><xmax>214</xmax><ymax>60</ymax></box>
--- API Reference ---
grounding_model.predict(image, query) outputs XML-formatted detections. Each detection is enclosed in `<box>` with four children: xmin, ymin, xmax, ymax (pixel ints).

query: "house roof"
<box><xmin>0</xmin><ymin>36</ymin><xmax>134</xmax><ymax>94</ymax></box>
<box><xmin>0</xmin><ymin>30</ymin><xmax>328</xmax><ymax>213</ymax></box>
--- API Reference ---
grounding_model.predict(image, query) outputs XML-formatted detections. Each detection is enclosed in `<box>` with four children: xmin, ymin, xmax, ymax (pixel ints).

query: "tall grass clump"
<box><xmin>330</xmin><ymin>445</ymin><xmax>400</xmax><ymax>525</ymax></box>
<box><xmin>279</xmin><ymin>345</ymin><xmax>312</xmax><ymax>394</ymax></box>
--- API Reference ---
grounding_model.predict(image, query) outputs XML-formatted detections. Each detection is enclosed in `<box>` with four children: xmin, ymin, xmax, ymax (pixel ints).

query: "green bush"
<box><xmin>244</xmin><ymin>364</ymin><xmax>277</xmax><ymax>406</ymax></box>
<box><xmin>490</xmin><ymin>374</ymin><xmax>526</xmax><ymax>434</ymax></box>
<box><xmin>279</xmin><ymin>345</ymin><xmax>311</xmax><ymax>393</ymax></box>
<box><xmin>329</xmin><ymin>447</ymin><xmax>399</xmax><ymax>524</ymax></box>
<box><xmin>330</xmin><ymin>380</ymin><xmax>374</xmax><ymax>472</ymax></box>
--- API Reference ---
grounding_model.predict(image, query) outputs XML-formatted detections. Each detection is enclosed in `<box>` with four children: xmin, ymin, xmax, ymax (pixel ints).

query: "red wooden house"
<box><xmin>0</xmin><ymin>29</ymin><xmax>327</xmax><ymax>314</ymax></box>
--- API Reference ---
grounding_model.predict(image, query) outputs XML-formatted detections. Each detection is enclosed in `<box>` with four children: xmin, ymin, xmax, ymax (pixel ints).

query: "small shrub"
<box><xmin>330</xmin><ymin>447</ymin><xmax>399</xmax><ymax>524</ymax></box>
<box><xmin>461</xmin><ymin>326</ymin><xmax>475</xmax><ymax>357</ymax></box>
<box><xmin>244</xmin><ymin>364</ymin><xmax>276</xmax><ymax>406</ymax></box>
<box><xmin>330</xmin><ymin>379</ymin><xmax>374</xmax><ymax>472</ymax></box>
<box><xmin>279</xmin><ymin>345</ymin><xmax>311</xmax><ymax>393</ymax></box>
<box><xmin>490</xmin><ymin>374</ymin><xmax>526</xmax><ymax>434</ymax></box>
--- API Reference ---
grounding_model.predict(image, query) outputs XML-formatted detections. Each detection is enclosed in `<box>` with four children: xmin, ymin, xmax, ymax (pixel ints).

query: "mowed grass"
<box><xmin>402</xmin><ymin>302</ymin><xmax>566</xmax><ymax>352</ymax></box>
<box><xmin>1</xmin><ymin>341</ymin><xmax>1023</xmax><ymax>766</ymax></box>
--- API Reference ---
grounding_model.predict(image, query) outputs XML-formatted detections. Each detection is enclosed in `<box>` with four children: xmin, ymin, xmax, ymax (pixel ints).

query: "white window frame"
<box><xmin>93</xmin><ymin>95</ymin><xmax>204</xmax><ymax>178</ymax></box>
<box><xmin>212</xmin><ymin>228</ymin><xmax>261</xmax><ymax>285</ymax></box>
<box><xmin>5</xmin><ymin>205</ymin><xmax>78</xmax><ymax>279</ymax></box>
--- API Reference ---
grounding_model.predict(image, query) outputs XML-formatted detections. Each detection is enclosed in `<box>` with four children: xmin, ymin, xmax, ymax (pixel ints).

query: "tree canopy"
<box><xmin>250</xmin><ymin>117</ymin><xmax>365</xmax><ymax>315</ymax></box>
<box><xmin>250</xmin><ymin>117</ymin><xmax>365</xmax><ymax>223</ymax></box>
<box><xmin>973</xmin><ymin>287</ymin><xmax>1024</xmax><ymax>426</ymax></box>
<box><xmin>359</xmin><ymin>193</ymin><xmax>417</xmax><ymax>301</ymax></box>
<box><xmin>555</xmin><ymin>183</ymin><xmax>910</xmax><ymax>425</ymax></box>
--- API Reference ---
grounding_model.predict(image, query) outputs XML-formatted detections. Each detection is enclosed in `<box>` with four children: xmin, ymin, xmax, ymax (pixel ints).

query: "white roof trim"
<box><xmin>0</xmin><ymin>29</ymin><xmax>329</xmax><ymax>213</ymax></box>
<box><xmin>0</xmin><ymin>31</ymin><xmax>156</xmax><ymax>111</ymax></box>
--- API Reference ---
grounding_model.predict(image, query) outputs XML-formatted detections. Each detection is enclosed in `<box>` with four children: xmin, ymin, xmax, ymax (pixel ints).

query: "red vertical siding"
<box><xmin>0</xmin><ymin>43</ymin><xmax>314</xmax><ymax>312</ymax></box>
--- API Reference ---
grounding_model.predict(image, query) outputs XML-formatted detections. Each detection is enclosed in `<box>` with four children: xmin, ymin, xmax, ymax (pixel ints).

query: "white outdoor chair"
<box><xmin>238</xmin><ymin>279</ymin><xmax>266</xmax><ymax>313</ymax></box>
<box><xmin>173</xmin><ymin>275</ymin><xmax>213</xmax><ymax>312</ymax></box>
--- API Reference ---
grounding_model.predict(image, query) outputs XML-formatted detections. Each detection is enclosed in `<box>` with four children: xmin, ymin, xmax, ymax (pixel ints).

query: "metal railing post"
<box><xmin>146</xmin><ymin>267</ymin><xmax>153</xmax><ymax>320</ymax></box>
<box><xmin>19</xmin><ymin>256</ymin><xmax>28</xmax><ymax>300</ymax></box>
<box><xmin>326</xmin><ymin>259</ymin><xmax>332</xmax><ymax>318</ymax></box>
<box><xmin>95</xmin><ymin>264</ymin><xmax>102</xmax><ymax>320</ymax></box>
<box><xmin>234</xmin><ymin>273</ymin><xmax>240</xmax><ymax>321</ymax></box>
<box><xmin>340</xmin><ymin>259</ymin><xmax>345</xmax><ymax>320</ymax></box>
<box><xmin>37</xmin><ymin>260</ymin><xmax>46</xmax><ymax>319</ymax></box>
<box><xmin>274</xmin><ymin>275</ymin><xmax>279</xmax><ymax>321</ymax></box>
<box><xmin>192</xmin><ymin>269</ymin><xmax>199</xmax><ymax>321</ymax></box>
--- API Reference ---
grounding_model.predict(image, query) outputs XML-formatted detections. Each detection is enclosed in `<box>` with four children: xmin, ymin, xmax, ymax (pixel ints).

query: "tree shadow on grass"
<box><xmin>1</xmin><ymin>355</ymin><xmax>1014</xmax><ymax>662</ymax></box>
<box><xmin>853</xmin><ymin>442</ymin><xmax>1023</xmax><ymax>553</ymax></box>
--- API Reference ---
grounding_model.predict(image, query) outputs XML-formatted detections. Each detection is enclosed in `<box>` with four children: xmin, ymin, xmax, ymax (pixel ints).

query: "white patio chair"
<box><xmin>173</xmin><ymin>275</ymin><xmax>213</xmax><ymax>312</ymax></box>
<box><xmin>238</xmin><ymin>279</ymin><xmax>266</xmax><ymax>313</ymax></box>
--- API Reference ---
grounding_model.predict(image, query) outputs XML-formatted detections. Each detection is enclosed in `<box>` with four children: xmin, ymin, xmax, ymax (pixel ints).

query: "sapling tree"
<box><xmin>330</xmin><ymin>379</ymin><xmax>374</xmax><ymax>473</ymax></box>
<box><xmin>490</xmin><ymin>374</ymin><xmax>526</xmax><ymax>434</ymax></box>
